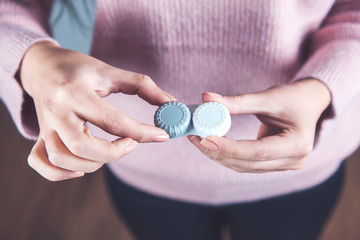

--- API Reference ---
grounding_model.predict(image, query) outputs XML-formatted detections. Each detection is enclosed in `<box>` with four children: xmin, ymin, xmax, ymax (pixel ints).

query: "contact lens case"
<box><xmin>154</xmin><ymin>101</ymin><xmax>231</xmax><ymax>138</ymax></box>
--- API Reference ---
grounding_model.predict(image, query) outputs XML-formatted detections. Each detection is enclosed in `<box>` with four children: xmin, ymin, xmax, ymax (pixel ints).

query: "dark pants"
<box><xmin>105</xmin><ymin>163</ymin><xmax>344</xmax><ymax>240</ymax></box>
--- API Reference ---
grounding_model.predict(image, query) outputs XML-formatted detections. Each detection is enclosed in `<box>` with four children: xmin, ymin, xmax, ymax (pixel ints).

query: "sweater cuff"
<box><xmin>0</xmin><ymin>27</ymin><xmax>59</xmax><ymax>139</ymax></box>
<box><xmin>0</xmin><ymin>24</ymin><xmax>59</xmax><ymax>76</ymax></box>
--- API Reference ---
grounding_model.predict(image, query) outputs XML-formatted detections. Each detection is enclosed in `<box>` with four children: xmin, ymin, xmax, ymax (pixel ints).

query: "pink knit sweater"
<box><xmin>1</xmin><ymin>0</ymin><xmax>360</xmax><ymax>204</ymax></box>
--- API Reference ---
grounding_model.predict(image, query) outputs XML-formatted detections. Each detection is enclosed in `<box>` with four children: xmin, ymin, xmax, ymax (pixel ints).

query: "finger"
<box><xmin>108</xmin><ymin>69</ymin><xmax>177</xmax><ymax>105</ymax></box>
<box><xmin>196</xmin><ymin>135</ymin><xmax>312</xmax><ymax>161</ymax></box>
<box><xmin>202</xmin><ymin>92</ymin><xmax>270</xmax><ymax>115</ymax></box>
<box><xmin>44</xmin><ymin>130</ymin><xmax>105</xmax><ymax>173</ymax></box>
<box><xmin>54</xmin><ymin>114</ymin><xmax>139</xmax><ymax>162</ymax></box>
<box><xmin>218</xmin><ymin>156</ymin><xmax>306</xmax><ymax>172</ymax></box>
<box><xmin>188</xmin><ymin>135</ymin><xmax>306</xmax><ymax>171</ymax></box>
<box><xmin>223</xmin><ymin>165</ymin><xmax>289</xmax><ymax>173</ymax></box>
<box><xmin>72</xmin><ymin>91</ymin><xmax>169</xmax><ymax>143</ymax></box>
<box><xmin>27</xmin><ymin>138</ymin><xmax>84</xmax><ymax>181</ymax></box>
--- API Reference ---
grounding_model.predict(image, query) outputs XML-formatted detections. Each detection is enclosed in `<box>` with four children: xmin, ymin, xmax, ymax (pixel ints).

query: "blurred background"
<box><xmin>1</xmin><ymin>1</ymin><xmax>360</xmax><ymax>239</ymax></box>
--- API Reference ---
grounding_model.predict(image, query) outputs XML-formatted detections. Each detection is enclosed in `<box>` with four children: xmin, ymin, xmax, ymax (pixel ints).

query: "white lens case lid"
<box><xmin>192</xmin><ymin>102</ymin><xmax>231</xmax><ymax>138</ymax></box>
<box><xmin>154</xmin><ymin>101</ymin><xmax>231</xmax><ymax>139</ymax></box>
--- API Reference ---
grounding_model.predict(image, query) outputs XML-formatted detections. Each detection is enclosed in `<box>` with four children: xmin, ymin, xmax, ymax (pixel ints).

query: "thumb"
<box><xmin>202</xmin><ymin>92</ymin><xmax>269</xmax><ymax>115</ymax></box>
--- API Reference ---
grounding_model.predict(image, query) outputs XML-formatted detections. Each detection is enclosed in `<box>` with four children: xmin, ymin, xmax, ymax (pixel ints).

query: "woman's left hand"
<box><xmin>188</xmin><ymin>79</ymin><xmax>331</xmax><ymax>173</ymax></box>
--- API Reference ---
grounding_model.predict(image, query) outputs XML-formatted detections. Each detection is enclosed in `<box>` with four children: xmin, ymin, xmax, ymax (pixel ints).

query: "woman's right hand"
<box><xmin>20</xmin><ymin>42</ymin><xmax>174</xmax><ymax>181</ymax></box>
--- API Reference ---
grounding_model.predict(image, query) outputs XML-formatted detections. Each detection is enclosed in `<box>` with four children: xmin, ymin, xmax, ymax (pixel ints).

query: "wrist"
<box><xmin>291</xmin><ymin>78</ymin><xmax>332</xmax><ymax>113</ymax></box>
<box><xmin>20</xmin><ymin>41</ymin><xmax>59</xmax><ymax>97</ymax></box>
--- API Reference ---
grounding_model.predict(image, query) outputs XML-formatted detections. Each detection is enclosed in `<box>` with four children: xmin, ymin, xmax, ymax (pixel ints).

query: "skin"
<box><xmin>188</xmin><ymin>79</ymin><xmax>332</xmax><ymax>173</ymax></box>
<box><xmin>20</xmin><ymin>41</ymin><xmax>176</xmax><ymax>181</ymax></box>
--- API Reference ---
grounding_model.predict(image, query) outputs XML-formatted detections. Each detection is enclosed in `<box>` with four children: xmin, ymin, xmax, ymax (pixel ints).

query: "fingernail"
<box><xmin>188</xmin><ymin>135</ymin><xmax>200</xmax><ymax>143</ymax></box>
<box><xmin>67</xmin><ymin>171</ymin><xmax>84</xmax><ymax>179</ymax></box>
<box><xmin>126</xmin><ymin>140</ymin><xmax>138</xmax><ymax>153</ymax></box>
<box><xmin>154</xmin><ymin>134</ymin><xmax>169</xmax><ymax>142</ymax></box>
<box><xmin>188</xmin><ymin>135</ymin><xmax>197</xmax><ymax>142</ymax></box>
<box><xmin>204</xmin><ymin>92</ymin><xmax>223</xmax><ymax>98</ymax></box>
<box><xmin>188</xmin><ymin>135</ymin><xmax>207</xmax><ymax>151</ymax></box>
<box><xmin>200</xmin><ymin>138</ymin><xmax>220</xmax><ymax>152</ymax></box>
<box><xmin>163</xmin><ymin>90</ymin><xmax>178</xmax><ymax>101</ymax></box>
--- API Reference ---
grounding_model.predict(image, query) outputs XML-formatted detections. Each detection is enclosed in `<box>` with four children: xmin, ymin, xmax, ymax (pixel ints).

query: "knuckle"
<box><xmin>139</xmin><ymin>74</ymin><xmax>152</xmax><ymax>84</ymax></box>
<box><xmin>230</xmin><ymin>94</ymin><xmax>245</xmax><ymax>104</ymax></box>
<box><xmin>48</xmin><ymin>152</ymin><xmax>62</xmax><ymax>167</ymax></box>
<box><xmin>27</xmin><ymin>145</ymin><xmax>43</xmax><ymax>169</ymax></box>
<box><xmin>229</xmin><ymin>146</ymin><xmax>240</xmax><ymax>160</ymax></box>
<box><xmin>254</xmin><ymin>146</ymin><xmax>270</xmax><ymax>161</ymax></box>
<box><xmin>302</xmin><ymin>143</ymin><xmax>313</xmax><ymax>156</ymax></box>
<box><xmin>135</xmin><ymin>131</ymin><xmax>146</xmax><ymax>143</ymax></box>
<box><xmin>53</xmin><ymin>87</ymin><xmax>70</xmax><ymax>105</ymax></box>
<box><xmin>136</xmin><ymin>74</ymin><xmax>155</xmax><ymax>92</ymax></box>
<box><xmin>125</xmin><ymin>123</ymin><xmax>146</xmax><ymax>142</ymax></box>
<box><xmin>297</xmin><ymin>139</ymin><xmax>313</xmax><ymax>156</ymax></box>
<box><xmin>67</xmin><ymin>140</ymin><xmax>83</xmax><ymax>156</ymax></box>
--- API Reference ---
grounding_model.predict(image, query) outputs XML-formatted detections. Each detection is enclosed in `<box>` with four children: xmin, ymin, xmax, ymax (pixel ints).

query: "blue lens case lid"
<box><xmin>154</xmin><ymin>102</ymin><xmax>191</xmax><ymax>138</ymax></box>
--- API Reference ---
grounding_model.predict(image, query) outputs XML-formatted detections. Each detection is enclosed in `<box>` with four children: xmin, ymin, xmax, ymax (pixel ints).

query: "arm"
<box><xmin>189</xmin><ymin>1</ymin><xmax>360</xmax><ymax>173</ymax></box>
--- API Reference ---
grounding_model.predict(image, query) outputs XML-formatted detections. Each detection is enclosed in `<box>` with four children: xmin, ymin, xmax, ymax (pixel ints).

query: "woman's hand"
<box><xmin>188</xmin><ymin>79</ymin><xmax>331</xmax><ymax>173</ymax></box>
<box><xmin>20</xmin><ymin>42</ymin><xmax>174</xmax><ymax>181</ymax></box>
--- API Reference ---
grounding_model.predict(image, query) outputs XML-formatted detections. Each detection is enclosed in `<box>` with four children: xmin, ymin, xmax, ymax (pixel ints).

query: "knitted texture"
<box><xmin>1</xmin><ymin>0</ymin><xmax>360</xmax><ymax>204</ymax></box>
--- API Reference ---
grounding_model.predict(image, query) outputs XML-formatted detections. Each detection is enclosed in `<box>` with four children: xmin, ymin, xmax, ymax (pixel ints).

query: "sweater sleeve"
<box><xmin>292</xmin><ymin>0</ymin><xmax>360</xmax><ymax>118</ymax></box>
<box><xmin>0</xmin><ymin>0</ymin><xmax>59</xmax><ymax>139</ymax></box>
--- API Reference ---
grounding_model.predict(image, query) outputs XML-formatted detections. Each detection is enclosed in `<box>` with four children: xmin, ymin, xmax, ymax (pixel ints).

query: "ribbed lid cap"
<box><xmin>192</xmin><ymin>102</ymin><xmax>231</xmax><ymax>138</ymax></box>
<box><xmin>154</xmin><ymin>102</ymin><xmax>191</xmax><ymax>138</ymax></box>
